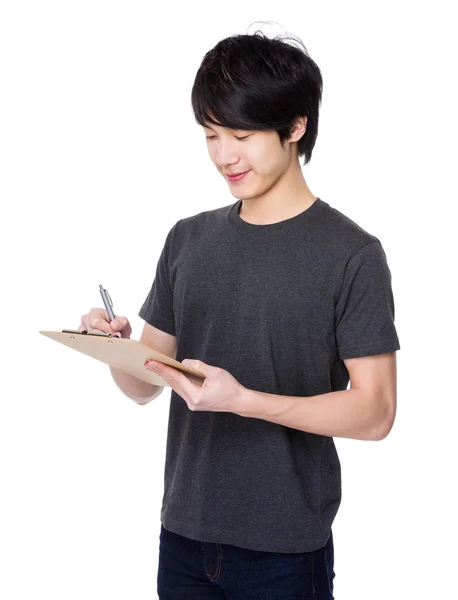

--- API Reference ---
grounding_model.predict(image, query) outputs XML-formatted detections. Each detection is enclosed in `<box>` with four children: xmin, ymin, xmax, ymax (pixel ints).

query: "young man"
<box><xmin>140</xmin><ymin>31</ymin><xmax>400</xmax><ymax>599</ymax></box>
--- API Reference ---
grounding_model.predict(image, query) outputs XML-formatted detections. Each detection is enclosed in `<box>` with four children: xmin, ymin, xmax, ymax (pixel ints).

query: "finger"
<box><xmin>110</xmin><ymin>315</ymin><xmax>127</xmax><ymax>332</ymax></box>
<box><xmin>80</xmin><ymin>315</ymin><xmax>91</xmax><ymax>331</ymax></box>
<box><xmin>110</xmin><ymin>315</ymin><xmax>124</xmax><ymax>328</ymax></box>
<box><xmin>146</xmin><ymin>361</ymin><xmax>199</xmax><ymax>401</ymax></box>
<box><xmin>78</xmin><ymin>324</ymin><xmax>106</xmax><ymax>334</ymax></box>
<box><xmin>89</xmin><ymin>316</ymin><xmax>111</xmax><ymax>334</ymax></box>
<box><xmin>81</xmin><ymin>314</ymin><xmax>110</xmax><ymax>335</ymax></box>
<box><xmin>182</xmin><ymin>359</ymin><xmax>215</xmax><ymax>377</ymax></box>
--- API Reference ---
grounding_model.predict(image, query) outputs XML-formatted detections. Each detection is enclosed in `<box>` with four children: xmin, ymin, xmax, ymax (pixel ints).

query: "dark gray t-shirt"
<box><xmin>139</xmin><ymin>197</ymin><xmax>400</xmax><ymax>553</ymax></box>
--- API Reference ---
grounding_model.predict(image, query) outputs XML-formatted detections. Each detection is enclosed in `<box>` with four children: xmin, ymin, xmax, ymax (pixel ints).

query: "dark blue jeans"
<box><xmin>157</xmin><ymin>524</ymin><xmax>335</xmax><ymax>599</ymax></box>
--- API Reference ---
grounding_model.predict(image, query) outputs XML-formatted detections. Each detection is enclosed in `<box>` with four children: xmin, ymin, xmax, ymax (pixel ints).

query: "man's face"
<box><xmin>203</xmin><ymin>122</ymin><xmax>293</xmax><ymax>200</ymax></box>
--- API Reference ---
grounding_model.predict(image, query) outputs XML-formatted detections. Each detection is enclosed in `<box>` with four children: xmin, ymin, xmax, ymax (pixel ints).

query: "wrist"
<box><xmin>234</xmin><ymin>387</ymin><xmax>256</xmax><ymax>417</ymax></box>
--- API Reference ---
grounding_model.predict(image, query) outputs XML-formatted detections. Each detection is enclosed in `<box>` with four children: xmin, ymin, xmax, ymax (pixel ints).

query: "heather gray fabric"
<box><xmin>139</xmin><ymin>197</ymin><xmax>400</xmax><ymax>553</ymax></box>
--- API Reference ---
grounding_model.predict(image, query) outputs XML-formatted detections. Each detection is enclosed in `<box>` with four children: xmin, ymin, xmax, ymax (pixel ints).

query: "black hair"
<box><xmin>191</xmin><ymin>30</ymin><xmax>323</xmax><ymax>165</ymax></box>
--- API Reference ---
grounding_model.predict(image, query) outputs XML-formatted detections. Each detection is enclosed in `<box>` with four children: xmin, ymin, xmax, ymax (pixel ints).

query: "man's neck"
<box><xmin>238</xmin><ymin>166</ymin><xmax>316</xmax><ymax>225</ymax></box>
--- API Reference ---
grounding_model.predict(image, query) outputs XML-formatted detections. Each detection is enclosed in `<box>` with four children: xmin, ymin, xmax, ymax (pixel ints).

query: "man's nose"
<box><xmin>216</xmin><ymin>138</ymin><xmax>240</xmax><ymax>167</ymax></box>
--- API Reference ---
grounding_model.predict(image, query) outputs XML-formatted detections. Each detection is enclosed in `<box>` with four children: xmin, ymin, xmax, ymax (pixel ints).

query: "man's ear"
<box><xmin>289</xmin><ymin>116</ymin><xmax>307</xmax><ymax>143</ymax></box>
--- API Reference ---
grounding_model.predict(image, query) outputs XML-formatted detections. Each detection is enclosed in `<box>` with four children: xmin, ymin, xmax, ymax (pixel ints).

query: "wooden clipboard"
<box><xmin>39</xmin><ymin>330</ymin><xmax>206</xmax><ymax>388</ymax></box>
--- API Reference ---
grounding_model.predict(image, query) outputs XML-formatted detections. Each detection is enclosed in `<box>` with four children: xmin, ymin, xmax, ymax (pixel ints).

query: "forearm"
<box><xmin>235</xmin><ymin>387</ymin><xmax>392</xmax><ymax>441</ymax></box>
<box><xmin>109</xmin><ymin>366</ymin><xmax>163</xmax><ymax>405</ymax></box>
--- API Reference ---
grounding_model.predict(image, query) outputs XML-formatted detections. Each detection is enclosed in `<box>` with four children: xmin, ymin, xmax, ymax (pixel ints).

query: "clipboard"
<box><xmin>39</xmin><ymin>330</ymin><xmax>206</xmax><ymax>388</ymax></box>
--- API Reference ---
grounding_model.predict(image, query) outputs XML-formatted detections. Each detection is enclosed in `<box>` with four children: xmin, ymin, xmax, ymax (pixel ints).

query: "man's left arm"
<box><xmin>235</xmin><ymin>352</ymin><xmax>397</xmax><ymax>441</ymax></box>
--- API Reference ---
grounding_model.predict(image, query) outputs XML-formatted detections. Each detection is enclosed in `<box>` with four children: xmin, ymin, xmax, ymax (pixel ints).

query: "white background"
<box><xmin>1</xmin><ymin>1</ymin><xmax>456</xmax><ymax>598</ymax></box>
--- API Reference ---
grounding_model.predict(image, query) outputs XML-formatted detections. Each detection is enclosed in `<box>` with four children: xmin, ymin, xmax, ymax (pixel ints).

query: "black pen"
<box><xmin>99</xmin><ymin>284</ymin><xmax>121</xmax><ymax>338</ymax></box>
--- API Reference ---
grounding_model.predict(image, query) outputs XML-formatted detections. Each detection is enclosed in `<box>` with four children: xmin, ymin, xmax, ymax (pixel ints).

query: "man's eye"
<box><xmin>205</xmin><ymin>134</ymin><xmax>251</xmax><ymax>141</ymax></box>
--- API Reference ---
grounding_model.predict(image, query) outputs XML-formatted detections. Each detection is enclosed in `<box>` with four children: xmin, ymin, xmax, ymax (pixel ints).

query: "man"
<box><xmin>139</xmin><ymin>30</ymin><xmax>400</xmax><ymax>599</ymax></box>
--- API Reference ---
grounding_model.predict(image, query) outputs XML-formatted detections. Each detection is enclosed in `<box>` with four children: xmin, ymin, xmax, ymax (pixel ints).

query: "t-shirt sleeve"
<box><xmin>334</xmin><ymin>240</ymin><xmax>400</xmax><ymax>359</ymax></box>
<box><xmin>138</xmin><ymin>225</ymin><xmax>176</xmax><ymax>336</ymax></box>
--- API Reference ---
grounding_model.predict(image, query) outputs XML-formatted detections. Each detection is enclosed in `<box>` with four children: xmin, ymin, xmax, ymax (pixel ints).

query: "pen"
<box><xmin>99</xmin><ymin>284</ymin><xmax>120</xmax><ymax>337</ymax></box>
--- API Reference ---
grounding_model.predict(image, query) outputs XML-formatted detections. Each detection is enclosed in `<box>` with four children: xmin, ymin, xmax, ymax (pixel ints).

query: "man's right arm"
<box><xmin>109</xmin><ymin>322</ymin><xmax>177</xmax><ymax>405</ymax></box>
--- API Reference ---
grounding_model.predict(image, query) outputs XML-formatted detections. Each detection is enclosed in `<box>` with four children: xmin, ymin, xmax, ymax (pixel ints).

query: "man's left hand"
<box><xmin>144</xmin><ymin>358</ymin><xmax>246</xmax><ymax>413</ymax></box>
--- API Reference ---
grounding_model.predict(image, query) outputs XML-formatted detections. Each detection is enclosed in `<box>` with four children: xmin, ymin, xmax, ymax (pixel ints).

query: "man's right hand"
<box><xmin>79</xmin><ymin>308</ymin><xmax>132</xmax><ymax>338</ymax></box>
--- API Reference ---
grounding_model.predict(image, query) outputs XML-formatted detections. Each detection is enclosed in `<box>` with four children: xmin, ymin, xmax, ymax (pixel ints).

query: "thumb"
<box><xmin>111</xmin><ymin>316</ymin><xmax>127</xmax><ymax>330</ymax></box>
<box><xmin>182</xmin><ymin>359</ymin><xmax>215</xmax><ymax>376</ymax></box>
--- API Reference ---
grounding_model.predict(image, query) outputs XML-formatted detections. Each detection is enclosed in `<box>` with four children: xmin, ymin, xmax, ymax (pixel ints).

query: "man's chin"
<box><xmin>230</xmin><ymin>190</ymin><xmax>253</xmax><ymax>201</ymax></box>
<box><xmin>227</xmin><ymin>184</ymin><xmax>256</xmax><ymax>199</ymax></box>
